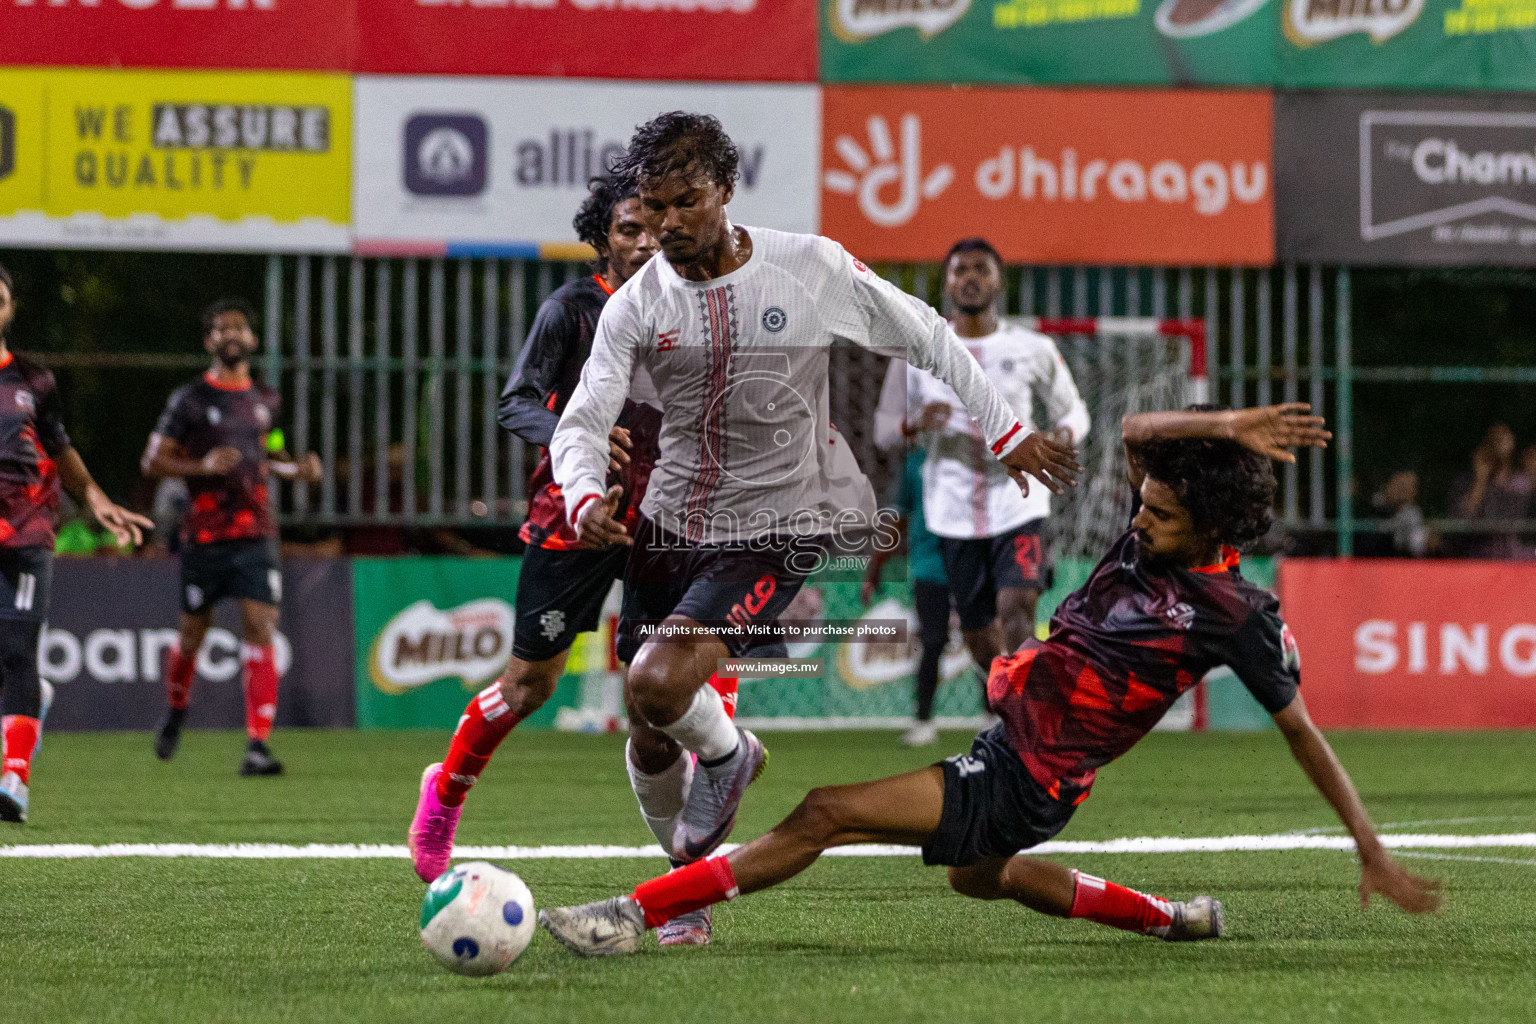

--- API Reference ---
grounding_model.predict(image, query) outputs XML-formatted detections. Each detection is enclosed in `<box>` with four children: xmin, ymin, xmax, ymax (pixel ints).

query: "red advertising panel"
<box><xmin>0</xmin><ymin>1</ymin><xmax>355</xmax><ymax>72</ymax></box>
<box><xmin>1278</xmin><ymin>559</ymin><xmax>1536</xmax><ymax>730</ymax></box>
<box><xmin>821</xmin><ymin>87</ymin><xmax>1274</xmax><ymax>266</ymax></box>
<box><xmin>357</xmin><ymin>0</ymin><xmax>818</xmax><ymax>82</ymax></box>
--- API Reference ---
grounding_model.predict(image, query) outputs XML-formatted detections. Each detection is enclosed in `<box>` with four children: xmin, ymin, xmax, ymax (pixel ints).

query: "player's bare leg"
<box><xmin>409</xmin><ymin>652</ymin><xmax>566</xmax><ymax>882</ymax></box>
<box><xmin>627</xmin><ymin>618</ymin><xmax>765</xmax><ymax>862</ymax></box>
<box><xmin>994</xmin><ymin>586</ymin><xmax>1039</xmax><ymax>651</ymax></box>
<box><xmin>948</xmin><ymin>855</ymin><xmax>1224</xmax><ymax>940</ymax></box>
<box><xmin>237</xmin><ymin>599</ymin><xmax>283</xmax><ymax>776</ymax></box>
<box><xmin>155</xmin><ymin>609</ymin><xmax>213</xmax><ymax>761</ymax></box>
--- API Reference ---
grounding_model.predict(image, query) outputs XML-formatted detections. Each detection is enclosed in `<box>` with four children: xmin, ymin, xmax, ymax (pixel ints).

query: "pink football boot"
<box><xmin>407</xmin><ymin>763</ymin><xmax>462</xmax><ymax>883</ymax></box>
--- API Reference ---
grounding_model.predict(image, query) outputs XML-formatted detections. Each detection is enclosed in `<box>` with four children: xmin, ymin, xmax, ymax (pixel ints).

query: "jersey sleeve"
<box><xmin>152</xmin><ymin>386</ymin><xmax>196</xmax><ymax>447</ymax></box>
<box><xmin>34</xmin><ymin>370</ymin><xmax>71</xmax><ymax>457</ymax></box>
<box><xmin>1224</xmin><ymin>600</ymin><xmax>1302</xmax><ymax>714</ymax></box>
<box><xmin>549</xmin><ymin>290</ymin><xmax>641</xmax><ymax>526</ymax></box>
<box><xmin>871</xmin><ymin>356</ymin><xmax>909</xmax><ymax>450</ymax></box>
<box><xmin>498</xmin><ymin>296</ymin><xmax>577</xmax><ymax>449</ymax></box>
<box><xmin>1033</xmin><ymin>335</ymin><xmax>1090</xmax><ymax>444</ymax></box>
<box><xmin>828</xmin><ymin>245</ymin><xmax>1025</xmax><ymax>457</ymax></box>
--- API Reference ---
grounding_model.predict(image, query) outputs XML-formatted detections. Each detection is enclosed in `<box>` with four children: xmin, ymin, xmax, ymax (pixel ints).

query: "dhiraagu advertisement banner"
<box><xmin>822</xmin><ymin>0</ymin><xmax>1536</xmax><ymax>89</ymax></box>
<box><xmin>0</xmin><ymin>67</ymin><xmax>350</xmax><ymax>252</ymax></box>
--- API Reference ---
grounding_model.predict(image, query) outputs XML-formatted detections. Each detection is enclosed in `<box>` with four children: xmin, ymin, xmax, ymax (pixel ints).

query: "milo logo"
<box><xmin>369</xmin><ymin>598</ymin><xmax>514</xmax><ymax>694</ymax></box>
<box><xmin>1285</xmin><ymin>0</ymin><xmax>1425</xmax><ymax>45</ymax></box>
<box><xmin>829</xmin><ymin>0</ymin><xmax>970</xmax><ymax>41</ymax></box>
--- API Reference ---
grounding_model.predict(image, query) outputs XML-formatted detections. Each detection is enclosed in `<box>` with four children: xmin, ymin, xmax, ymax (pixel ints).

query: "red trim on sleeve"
<box><xmin>570</xmin><ymin>492</ymin><xmax>602</xmax><ymax>525</ymax></box>
<box><xmin>1189</xmin><ymin>546</ymin><xmax>1241</xmax><ymax>574</ymax></box>
<box><xmin>0</xmin><ymin>351</ymin><xmax>12</xmax><ymax>369</ymax></box>
<box><xmin>990</xmin><ymin>423</ymin><xmax>1024</xmax><ymax>455</ymax></box>
<box><xmin>203</xmin><ymin>371</ymin><xmax>253</xmax><ymax>392</ymax></box>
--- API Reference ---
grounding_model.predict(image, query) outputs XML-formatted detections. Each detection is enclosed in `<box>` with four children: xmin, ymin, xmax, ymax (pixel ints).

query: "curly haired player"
<box><xmin>540</xmin><ymin>403</ymin><xmax>1443</xmax><ymax>955</ymax></box>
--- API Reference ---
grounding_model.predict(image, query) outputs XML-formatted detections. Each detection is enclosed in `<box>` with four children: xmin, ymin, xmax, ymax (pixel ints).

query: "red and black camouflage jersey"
<box><xmin>0</xmin><ymin>352</ymin><xmax>71</xmax><ymax>550</ymax></box>
<box><xmin>153</xmin><ymin>373</ymin><xmax>280</xmax><ymax>546</ymax></box>
<box><xmin>498</xmin><ymin>274</ymin><xmax>660</xmax><ymax>551</ymax></box>
<box><xmin>988</xmin><ymin>528</ymin><xmax>1301</xmax><ymax>800</ymax></box>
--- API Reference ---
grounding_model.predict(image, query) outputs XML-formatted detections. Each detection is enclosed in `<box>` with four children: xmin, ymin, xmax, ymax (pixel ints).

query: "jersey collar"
<box><xmin>592</xmin><ymin>274</ymin><xmax>616</xmax><ymax>297</ymax></box>
<box><xmin>204</xmin><ymin>371</ymin><xmax>252</xmax><ymax>392</ymax></box>
<box><xmin>0</xmin><ymin>350</ymin><xmax>12</xmax><ymax>370</ymax></box>
<box><xmin>1189</xmin><ymin>546</ymin><xmax>1241</xmax><ymax>574</ymax></box>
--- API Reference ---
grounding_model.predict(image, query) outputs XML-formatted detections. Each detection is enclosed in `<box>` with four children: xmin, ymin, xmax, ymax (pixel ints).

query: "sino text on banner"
<box><xmin>1278</xmin><ymin>558</ymin><xmax>1536</xmax><ymax>729</ymax></box>
<box><xmin>41</xmin><ymin>557</ymin><xmax>354</xmax><ymax>732</ymax></box>
<box><xmin>352</xmin><ymin>78</ymin><xmax>818</xmax><ymax>257</ymax></box>
<box><xmin>1277</xmin><ymin>91</ymin><xmax>1536</xmax><ymax>266</ymax></box>
<box><xmin>0</xmin><ymin>68</ymin><xmax>350</xmax><ymax>252</ymax></box>
<box><xmin>820</xmin><ymin>86</ymin><xmax>1272</xmax><ymax>266</ymax></box>
<box><xmin>822</xmin><ymin>0</ymin><xmax>1536</xmax><ymax>90</ymax></box>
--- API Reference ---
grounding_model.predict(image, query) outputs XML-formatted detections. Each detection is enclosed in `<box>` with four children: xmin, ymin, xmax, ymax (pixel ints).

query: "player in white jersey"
<box><xmin>892</xmin><ymin>239</ymin><xmax>1090</xmax><ymax>693</ymax></box>
<box><xmin>549</xmin><ymin>113</ymin><xmax>1080</xmax><ymax>865</ymax></box>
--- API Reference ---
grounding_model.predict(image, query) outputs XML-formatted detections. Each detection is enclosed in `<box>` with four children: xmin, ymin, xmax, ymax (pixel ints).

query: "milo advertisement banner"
<box><xmin>823</xmin><ymin>0</ymin><xmax>1536</xmax><ymax>89</ymax></box>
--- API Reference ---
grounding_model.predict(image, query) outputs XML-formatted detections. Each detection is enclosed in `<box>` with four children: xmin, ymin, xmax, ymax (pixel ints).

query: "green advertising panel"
<box><xmin>354</xmin><ymin>556</ymin><xmax>573</xmax><ymax>730</ymax></box>
<box><xmin>822</xmin><ymin>0</ymin><xmax>1536</xmax><ymax>89</ymax></box>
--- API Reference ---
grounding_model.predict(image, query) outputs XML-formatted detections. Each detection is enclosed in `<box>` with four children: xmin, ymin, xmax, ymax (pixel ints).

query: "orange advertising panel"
<box><xmin>1278</xmin><ymin>559</ymin><xmax>1536</xmax><ymax>730</ymax></box>
<box><xmin>821</xmin><ymin>87</ymin><xmax>1274</xmax><ymax>266</ymax></box>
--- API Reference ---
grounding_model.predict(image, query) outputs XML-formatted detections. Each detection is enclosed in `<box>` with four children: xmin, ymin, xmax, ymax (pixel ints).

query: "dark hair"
<box><xmin>944</xmin><ymin>237</ymin><xmax>1004</xmax><ymax>273</ymax></box>
<box><xmin>1138</xmin><ymin>404</ymin><xmax>1276</xmax><ymax>550</ymax></box>
<box><xmin>573</xmin><ymin>173</ymin><xmax>640</xmax><ymax>273</ymax></box>
<box><xmin>202</xmin><ymin>296</ymin><xmax>257</xmax><ymax>337</ymax></box>
<box><xmin>617</xmin><ymin>111</ymin><xmax>739</xmax><ymax>191</ymax></box>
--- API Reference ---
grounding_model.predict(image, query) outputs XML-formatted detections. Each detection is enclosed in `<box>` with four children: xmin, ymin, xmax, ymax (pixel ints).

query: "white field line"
<box><xmin>3</xmin><ymin>833</ymin><xmax>1536</xmax><ymax>860</ymax></box>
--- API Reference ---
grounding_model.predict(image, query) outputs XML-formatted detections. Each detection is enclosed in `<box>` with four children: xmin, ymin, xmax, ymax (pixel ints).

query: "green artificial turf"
<box><xmin>5</xmin><ymin>728</ymin><xmax>1535</xmax><ymax>1023</ymax></box>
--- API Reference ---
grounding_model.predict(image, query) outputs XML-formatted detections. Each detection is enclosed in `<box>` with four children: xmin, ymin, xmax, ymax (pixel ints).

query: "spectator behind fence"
<box><xmin>1364</xmin><ymin>470</ymin><xmax>1430</xmax><ymax>558</ymax></box>
<box><xmin>1448</xmin><ymin>423</ymin><xmax>1533</xmax><ymax>559</ymax></box>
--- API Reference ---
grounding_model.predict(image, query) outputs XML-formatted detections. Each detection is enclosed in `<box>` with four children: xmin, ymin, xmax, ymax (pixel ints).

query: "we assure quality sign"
<box><xmin>0</xmin><ymin>68</ymin><xmax>350</xmax><ymax>252</ymax></box>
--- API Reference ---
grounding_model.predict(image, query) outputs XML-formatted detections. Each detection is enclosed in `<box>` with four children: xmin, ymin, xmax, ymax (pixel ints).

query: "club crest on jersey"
<box><xmin>13</xmin><ymin>390</ymin><xmax>33</xmax><ymax>413</ymax></box>
<box><xmin>207</xmin><ymin>407</ymin><xmax>222</xmax><ymax>426</ymax></box>
<box><xmin>1165</xmin><ymin>602</ymin><xmax>1196</xmax><ymax>630</ymax></box>
<box><xmin>761</xmin><ymin>306</ymin><xmax>787</xmax><ymax>333</ymax></box>
<box><xmin>656</xmin><ymin>328</ymin><xmax>680</xmax><ymax>353</ymax></box>
<box><xmin>255</xmin><ymin>404</ymin><xmax>271</xmax><ymax>428</ymax></box>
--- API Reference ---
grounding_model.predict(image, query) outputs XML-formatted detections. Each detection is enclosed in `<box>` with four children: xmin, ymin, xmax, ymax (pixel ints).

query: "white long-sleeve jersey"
<box><xmin>891</xmin><ymin>322</ymin><xmax>1089</xmax><ymax>540</ymax></box>
<box><xmin>550</xmin><ymin>227</ymin><xmax>1026</xmax><ymax>545</ymax></box>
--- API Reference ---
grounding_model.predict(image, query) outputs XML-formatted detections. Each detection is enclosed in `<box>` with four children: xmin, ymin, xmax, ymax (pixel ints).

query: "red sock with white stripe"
<box><xmin>632</xmin><ymin>856</ymin><xmax>739</xmax><ymax>928</ymax></box>
<box><xmin>241</xmin><ymin>644</ymin><xmax>279</xmax><ymax>742</ymax></box>
<box><xmin>1068</xmin><ymin>870</ymin><xmax>1175</xmax><ymax>936</ymax></box>
<box><xmin>708</xmin><ymin>673</ymin><xmax>738</xmax><ymax>719</ymax></box>
<box><xmin>165</xmin><ymin>645</ymin><xmax>196</xmax><ymax>710</ymax></box>
<box><xmin>437</xmin><ymin>682</ymin><xmax>524</xmax><ymax>807</ymax></box>
<box><xmin>2</xmin><ymin>715</ymin><xmax>40</xmax><ymax>783</ymax></box>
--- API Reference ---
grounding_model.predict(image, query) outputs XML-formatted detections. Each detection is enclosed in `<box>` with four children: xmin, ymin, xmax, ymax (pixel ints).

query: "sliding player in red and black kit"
<box><xmin>143</xmin><ymin>297</ymin><xmax>321</xmax><ymax>776</ymax></box>
<box><xmin>407</xmin><ymin>174</ymin><xmax>740</xmax><ymax>944</ymax></box>
<box><xmin>0</xmin><ymin>263</ymin><xmax>152</xmax><ymax>822</ymax></box>
<box><xmin>541</xmin><ymin>403</ymin><xmax>1443</xmax><ymax>955</ymax></box>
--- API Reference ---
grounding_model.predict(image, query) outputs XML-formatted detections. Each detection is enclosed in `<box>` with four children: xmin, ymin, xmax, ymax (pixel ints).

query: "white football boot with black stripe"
<box><xmin>540</xmin><ymin>896</ymin><xmax>647</xmax><ymax>957</ymax></box>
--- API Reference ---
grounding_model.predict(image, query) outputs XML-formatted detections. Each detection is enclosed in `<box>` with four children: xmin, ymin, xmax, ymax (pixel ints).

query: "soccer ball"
<box><xmin>420</xmin><ymin>861</ymin><xmax>536</xmax><ymax>976</ymax></box>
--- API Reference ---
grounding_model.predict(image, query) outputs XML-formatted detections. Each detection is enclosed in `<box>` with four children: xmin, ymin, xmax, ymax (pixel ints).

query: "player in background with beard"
<box><xmin>548</xmin><ymin>112</ymin><xmax>1079</xmax><ymax>880</ymax></box>
<box><xmin>540</xmin><ymin>403</ymin><xmax>1443</xmax><ymax>955</ymax></box>
<box><xmin>904</xmin><ymin>239</ymin><xmax>1088</xmax><ymax>709</ymax></box>
<box><xmin>407</xmin><ymin>174</ymin><xmax>740</xmax><ymax>944</ymax></box>
<box><xmin>143</xmin><ymin>297</ymin><xmax>322</xmax><ymax>776</ymax></box>
<box><xmin>0</xmin><ymin>263</ymin><xmax>152</xmax><ymax>822</ymax></box>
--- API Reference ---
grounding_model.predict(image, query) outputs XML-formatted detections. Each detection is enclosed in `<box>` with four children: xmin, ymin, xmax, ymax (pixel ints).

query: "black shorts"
<box><xmin>180</xmin><ymin>538</ymin><xmax>280</xmax><ymax>614</ymax></box>
<box><xmin>938</xmin><ymin>519</ymin><xmax>1052</xmax><ymax>632</ymax></box>
<box><xmin>511</xmin><ymin>543</ymin><xmax>629</xmax><ymax>663</ymax></box>
<box><xmin>0</xmin><ymin>546</ymin><xmax>52</xmax><ymax>623</ymax></box>
<box><xmin>615</xmin><ymin>515</ymin><xmax>814</xmax><ymax>664</ymax></box>
<box><xmin>921</xmin><ymin>723</ymin><xmax>1079</xmax><ymax>868</ymax></box>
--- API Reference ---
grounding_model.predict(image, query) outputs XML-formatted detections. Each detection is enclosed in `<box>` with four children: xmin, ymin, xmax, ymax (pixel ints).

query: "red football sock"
<box><xmin>632</xmin><ymin>856</ymin><xmax>739</xmax><ymax>929</ymax></box>
<box><xmin>708</xmin><ymin>673</ymin><xmax>739</xmax><ymax>719</ymax></box>
<box><xmin>241</xmin><ymin>644</ymin><xmax>279</xmax><ymax>742</ymax></box>
<box><xmin>165</xmin><ymin>645</ymin><xmax>196</xmax><ymax>711</ymax></box>
<box><xmin>1068</xmin><ymin>870</ymin><xmax>1175</xmax><ymax>936</ymax></box>
<box><xmin>2</xmin><ymin>715</ymin><xmax>40</xmax><ymax>784</ymax></box>
<box><xmin>437</xmin><ymin>682</ymin><xmax>525</xmax><ymax>807</ymax></box>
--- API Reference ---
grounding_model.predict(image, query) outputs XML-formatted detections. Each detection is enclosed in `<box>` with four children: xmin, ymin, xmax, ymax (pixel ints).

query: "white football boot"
<box><xmin>672</xmin><ymin>727</ymin><xmax>765</xmax><ymax>862</ymax></box>
<box><xmin>539</xmin><ymin>896</ymin><xmax>647</xmax><ymax>957</ymax></box>
<box><xmin>0</xmin><ymin>770</ymin><xmax>27</xmax><ymax>823</ymax></box>
<box><xmin>1161</xmin><ymin>896</ymin><xmax>1226</xmax><ymax>941</ymax></box>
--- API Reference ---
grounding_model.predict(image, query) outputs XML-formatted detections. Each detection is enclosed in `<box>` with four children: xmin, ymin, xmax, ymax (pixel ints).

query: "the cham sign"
<box><xmin>1279</xmin><ymin>560</ymin><xmax>1536</xmax><ymax>729</ymax></box>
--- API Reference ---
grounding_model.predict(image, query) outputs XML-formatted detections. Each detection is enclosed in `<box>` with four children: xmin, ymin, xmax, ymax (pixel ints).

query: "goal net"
<box><xmin>552</xmin><ymin>318</ymin><xmax>1204</xmax><ymax>733</ymax></box>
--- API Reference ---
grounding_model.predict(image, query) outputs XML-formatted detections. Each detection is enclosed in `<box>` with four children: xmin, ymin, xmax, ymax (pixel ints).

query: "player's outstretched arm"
<box><xmin>1122</xmin><ymin>403</ymin><xmax>1331</xmax><ymax>490</ymax></box>
<box><xmin>140</xmin><ymin>433</ymin><xmax>241</xmax><ymax>480</ymax></box>
<box><xmin>58</xmin><ymin>447</ymin><xmax>154</xmax><ymax>547</ymax></box>
<box><xmin>1272</xmin><ymin>694</ymin><xmax>1442</xmax><ymax>914</ymax></box>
